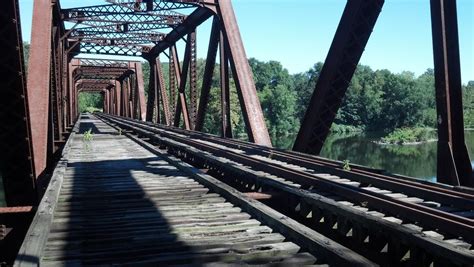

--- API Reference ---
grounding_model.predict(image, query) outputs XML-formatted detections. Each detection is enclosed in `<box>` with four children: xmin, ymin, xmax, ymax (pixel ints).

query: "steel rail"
<box><xmin>98</xmin><ymin>114</ymin><xmax>474</xmax><ymax>242</ymax></box>
<box><xmin>106</xmin><ymin>115</ymin><xmax>474</xmax><ymax>207</ymax></box>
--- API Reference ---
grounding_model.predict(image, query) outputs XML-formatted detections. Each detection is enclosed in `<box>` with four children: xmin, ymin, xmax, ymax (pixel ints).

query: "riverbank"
<box><xmin>330</xmin><ymin>126</ymin><xmax>436</xmax><ymax>146</ymax></box>
<box><xmin>375</xmin><ymin>138</ymin><xmax>437</xmax><ymax>146</ymax></box>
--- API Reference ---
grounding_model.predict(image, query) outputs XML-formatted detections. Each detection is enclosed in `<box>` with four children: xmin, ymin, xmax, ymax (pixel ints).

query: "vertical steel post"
<box><xmin>293</xmin><ymin>0</ymin><xmax>384</xmax><ymax>155</ymax></box>
<box><xmin>26</xmin><ymin>0</ymin><xmax>53</xmax><ymax>177</ymax></box>
<box><xmin>220</xmin><ymin>30</ymin><xmax>232</xmax><ymax>138</ymax></box>
<box><xmin>0</xmin><ymin>0</ymin><xmax>37</xmax><ymax>205</ymax></box>
<box><xmin>216</xmin><ymin>1</ymin><xmax>271</xmax><ymax>146</ymax></box>
<box><xmin>121</xmin><ymin>79</ymin><xmax>128</xmax><ymax>117</ymax></box>
<box><xmin>125</xmin><ymin>78</ymin><xmax>132</xmax><ymax>118</ymax></box>
<box><xmin>109</xmin><ymin>85</ymin><xmax>115</xmax><ymax>115</ymax></box>
<box><xmin>51</xmin><ymin>26</ymin><xmax>63</xmax><ymax>145</ymax></box>
<box><xmin>430</xmin><ymin>0</ymin><xmax>473</xmax><ymax>186</ymax></box>
<box><xmin>134</xmin><ymin>62</ymin><xmax>147</xmax><ymax>121</ymax></box>
<box><xmin>145</xmin><ymin>58</ymin><xmax>158</xmax><ymax>122</ymax></box>
<box><xmin>169</xmin><ymin>46</ymin><xmax>179</xmax><ymax>122</ymax></box>
<box><xmin>115</xmin><ymin>80</ymin><xmax>122</xmax><ymax>116</ymax></box>
<box><xmin>189</xmin><ymin>31</ymin><xmax>198</xmax><ymax>129</ymax></box>
<box><xmin>67</xmin><ymin>60</ymin><xmax>76</xmax><ymax>125</ymax></box>
<box><xmin>69</xmin><ymin>59</ymin><xmax>79</xmax><ymax>122</ymax></box>
<box><xmin>103</xmin><ymin>90</ymin><xmax>109</xmax><ymax>114</ymax></box>
<box><xmin>174</xmin><ymin>33</ymin><xmax>193</xmax><ymax>130</ymax></box>
<box><xmin>195</xmin><ymin>17</ymin><xmax>220</xmax><ymax>132</ymax></box>
<box><xmin>157</xmin><ymin>57</ymin><xmax>172</xmax><ymax>125</ymax></box>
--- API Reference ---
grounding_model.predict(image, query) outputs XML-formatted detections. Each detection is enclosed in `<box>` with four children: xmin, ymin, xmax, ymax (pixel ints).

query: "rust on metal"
<box><xmin>0</xmin><ymin>0</ymin><xmax>37</xmax><ymax>206</ymax></box>
<box><xmin>293</xmin><ymin>0</ymin><xmax>384</xmax><ymax>155</ymax></box>
<box><xmin>430</xmin><ymin>0</ymin><xmax>473</xmax><ymax>187</ymax></box>
<box><xmin>26</xmin><ymin>0</ymin><xmax>53</xmax><ymax>178</ymax></box>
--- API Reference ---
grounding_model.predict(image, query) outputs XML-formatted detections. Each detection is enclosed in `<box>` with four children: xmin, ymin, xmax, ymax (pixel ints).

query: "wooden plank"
<box><xmin>15</xmin><ymin>122</ymin><xmax>78</xmax><ymax>267</ymax></box>
<box><xmin>119</xmin><ymin>122</ymin><xmax>474</xmax><ymax>266</ymax></box>
<box><xmin>124</xmin><ymin>128</ymin><xmax>376</xmax><ymax>266</ymax></box>
<box><xmin>41</xmin><ymin>242</ymin><xmax>300</xmax><ymax>265</ymax></box>
<box><xmin>19</xmin><ymin>115</ymin><xmax>317</xmax><ymax>266</ymax></box>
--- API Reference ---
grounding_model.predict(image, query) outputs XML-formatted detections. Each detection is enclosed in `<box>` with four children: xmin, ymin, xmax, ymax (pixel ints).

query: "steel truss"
<box><xmin>293</xmin><ymin>0</ymin><xmax>472</xmax><ymax>186</ymax></box>
<box><xmin>3</xmin><ymin>0</ymin><xmax>470</xmax><ymax>213</ymax></box>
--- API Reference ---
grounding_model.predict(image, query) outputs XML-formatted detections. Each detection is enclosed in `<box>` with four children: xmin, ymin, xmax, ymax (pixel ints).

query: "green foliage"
<box><xmin>78</xmin><ymin>92</ymin><xmax>103</xmax><ymax>113</ymax></box>
<box><xmin>294</xmin><ymin>63</ymin><xmax>323</xmax><ymax>119</ymax></box>
<box><xmin>23</xmin><ymin>42</ymin><xmax>30</xmax><ymax>66</ymax></box>
<box><xmin>381</xmin><ymin>128</ymin><xmax>434</xmax><ymax>145</ymax></box>
<box><xmin>138</xmin><ymin>55</ymin><xmax>474</xmax><ymax>148</ymax></box>
<box><xmin>83</xmin><ymin>129</ymin><xmax>94</xmax><ymax>141</ymax></box>
<box><xmin>463</xmin><ymin>81</ymin><xmax>474</xmax><ymax>128</ymax></box>
<box><xmin>249</xmin><ymin>58</ymin><xmax>299</xmax><ymax>145</ymax></box>
<box><xmin>330</xmin><ymin>124</ymin><xmax>363</xmax><ymax>134</ymax></box>
<box><xmin>23</xmin><ymin>42</ymin><xmax>30</xmax><ymax>76</ymax></box>
<box><xmin>342</xmin><ymin>160</ymin><xmax>351</xmax><ymax>171</ymax></box>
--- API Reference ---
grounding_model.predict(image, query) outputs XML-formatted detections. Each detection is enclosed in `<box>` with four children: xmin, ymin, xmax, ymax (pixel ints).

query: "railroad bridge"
<box><xmin>0</xmin><ymin>0</ymin><xmax>473</xmax><ymax>266</ymax></box>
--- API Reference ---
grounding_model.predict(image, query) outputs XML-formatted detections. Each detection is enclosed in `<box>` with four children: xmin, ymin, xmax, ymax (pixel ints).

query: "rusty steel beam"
<box><xmin>27</xmin><ymin>0</ymin><xmax>53</xmax><ymax>178</ymax></box>
<box><xmin>124</xmin><ymin>79</ymin><xmax>131</xmax><ymax>118</ymax></box>
<box><xmin>133</xmin><ymin>62</ymin><xmax>147</xmax><ymax>121</ymax></box>
<box><xmin>217</xmin><ymin>1</ymin><xmax>271</xmax><ymax>146</ymax></box>
<box><xmin>173</xmin><ymin>33</ymin><xmax>193</xmax><ymax>130</ymax></box>
<box><xmin>149</xmin><ymin>7</ymin><xmax>214</xmax><ymax>55</ymax></box>
<box><xmin>51</xmin><ymin>26</ymin><xmax>64</xmax><ymax>144</ymax></box>
<box><xmin>72</xmin><ymin>58</ymin><xmax>130</xmax><ymax>68</ymax></box>
<box><xmin>156</xmin><ymin>57</ymin><xmax>172</xmax><ymax>125</ymax></box>
<box><xmin>145</xmin><ymin>58</ymin><xmax>158</xmax><ymax>122</ymax></box>
<box><xmin>430</xmin><ymin>0</ymin><xmax>473</xmax><ymax>187</ymax></box>
<box><xmin>104</xmin><ymin>0</ymin><xmax>199</xmax><ymax>11</ymax></box>
<box><xmin>115</xmin><ymin>80</ymin><xmax>122</xmax><ymax>116</ymax></box>
<box><xmin>195</xmin><ymin>17</ymin><xmax>220</xmax><ymax>132</ymax></box>
<box><xmin>169</xmin><ymin>45</ymin><xmax>180</xmax><ymax>122</ymax></box>
<box><xmin>189</xmin><ymin>31</ymin><xmax>198</xmax><ymax>129</ymax></box>
<box><xmin>68</xmin><ymin>60</ymin><xmax>78</xmax><ymax>123</ymax></box>
<box><xmin>293</xmin><ymin>0</ymin><xmax>384</xmax><ymax>155</ymax></box>
<box><xmin>220</xmin><ymin>30</ymin><xmax>232</xmax><ymax>139</ymax></box>
<box><xmin>0</xmin><ymin>0</ymin><xmax>37</xmax><ymax>206</ymax></box>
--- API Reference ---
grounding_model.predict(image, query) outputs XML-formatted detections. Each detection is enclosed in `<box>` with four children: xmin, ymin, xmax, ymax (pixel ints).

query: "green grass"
<box><xmin>83</xmin><ymin>129</ymin><xmax>94</xmax><ymax>142</ymax></box>
<box><xmin>342</xmin><ymin>160</ymin><xmax>351</xmax><ymax>171</ymax></box>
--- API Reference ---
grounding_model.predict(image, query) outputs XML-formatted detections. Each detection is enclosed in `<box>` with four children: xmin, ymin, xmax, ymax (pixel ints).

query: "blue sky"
<box><xmin>19</xmin><ymin>0</ymin><xmax>473</xmax><ymax>83</ymax></box>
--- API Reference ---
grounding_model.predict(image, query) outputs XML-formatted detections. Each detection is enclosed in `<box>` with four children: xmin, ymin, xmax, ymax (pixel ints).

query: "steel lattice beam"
<box><xmin>105</xmin><ymin>0</ymin><xmax>200</xmax><ymax>11</ymax></box>
<box><xmin>0</xmin><ymin>0</ymin><xmax>36</xmax><ymax>206</ymax></box>
<box><xmin>62</xmin><ymin>2</ymin><xmax>191</xmax><ymax>57</ymax></box>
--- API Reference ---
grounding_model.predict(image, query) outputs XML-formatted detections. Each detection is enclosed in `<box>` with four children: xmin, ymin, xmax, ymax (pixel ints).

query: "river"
<box><xmin>1</xmin><ymin>131</ymin><xmax>474</xmax><ymax>207</ymax></box>
<box><xmin>273</xmin><ymin>130</ymin><xmax>474</xmax><ymax>182</ymax></box>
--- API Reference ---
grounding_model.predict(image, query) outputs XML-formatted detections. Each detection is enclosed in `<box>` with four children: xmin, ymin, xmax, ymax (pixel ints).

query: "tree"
<box><xmin>259</xmin><ymin>84</ymin><xmax>298</xmax><ymax>144</ymax></box>
<box><xmin>78</xmin><ymin>92</ymin><xmax>103</xmax><ymax>113</ymax></box>
<box><xmin>23</xmin><ymin>42</ymin><xmax>30</xmax><ymax>75</ymax></box>
<box><xmin>248</xmin><ymin>58</ymin><xmax>298</xmax><ymax>141</ymax></box>
<box><xmin>293</xmin><ymin>62</ymin><xmax>323</xmax><ymax>120</ymax></box>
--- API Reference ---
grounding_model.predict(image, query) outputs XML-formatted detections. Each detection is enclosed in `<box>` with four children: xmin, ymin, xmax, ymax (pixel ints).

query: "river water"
<box><xmin>1</xmin><ymin>131</ymin><xmax>473</xmax><ymax>207</ymax></box>
<box><xmin>274</xmin><ymin>131</ymin><xmax>474</xmax><ymax>182</ymax></box>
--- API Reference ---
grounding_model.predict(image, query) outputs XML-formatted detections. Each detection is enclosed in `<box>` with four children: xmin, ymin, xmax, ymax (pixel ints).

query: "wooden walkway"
<box><xmin>16</xmin><ymin>115</ymin><xmax>322</xmax><ymax>266</ymax></box>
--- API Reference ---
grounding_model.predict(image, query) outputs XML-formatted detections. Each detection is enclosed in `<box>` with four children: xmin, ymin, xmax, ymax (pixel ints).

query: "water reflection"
<box><xmin>275</xmin><ymin>131</ymin><xmax>474</xmax><ymax>181</ymax></box>
<box><xmin>320</xmin><ymin>132</ymin><xmax>438</xmax><ymax>180</ymax></box>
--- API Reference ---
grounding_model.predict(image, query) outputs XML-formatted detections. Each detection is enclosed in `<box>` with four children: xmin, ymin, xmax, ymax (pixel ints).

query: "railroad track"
<box><xmin>16</xmin><ymin>115</ymin><xmax>374</xmax><ymax>266</ymax></box>
<box><xmin>98</xmin><ymin>113</ymin><xmax>474</xmax><ymax>266</ymax></box>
